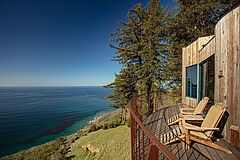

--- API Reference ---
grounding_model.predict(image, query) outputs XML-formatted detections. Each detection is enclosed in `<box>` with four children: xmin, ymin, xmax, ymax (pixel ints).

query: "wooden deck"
<box><xmin>143</xmin><ymin>105</ymin><xmax>240</xmax><ymax>160</ymax></box>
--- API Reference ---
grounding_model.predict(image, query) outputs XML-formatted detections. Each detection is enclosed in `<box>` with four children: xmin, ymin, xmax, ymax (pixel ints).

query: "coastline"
<box><xmin>0</xmin><ymin>86</ymin><xmax>114</xmax><ymax>158</ymax></box>
<box><xmin>0</xmin><ymin>109</ymin><xmax>122</xmax><ymax>160</ymax></box>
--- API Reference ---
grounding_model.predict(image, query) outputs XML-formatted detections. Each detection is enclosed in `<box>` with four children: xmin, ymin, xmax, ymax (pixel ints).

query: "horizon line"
<box><xmin>0</xmin><ymin>85</ymin><xmax>105</xmax><ymax>88</ymax></box>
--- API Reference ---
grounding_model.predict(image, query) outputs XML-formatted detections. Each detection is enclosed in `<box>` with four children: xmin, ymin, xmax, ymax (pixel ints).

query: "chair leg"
<box><xmin>185</xmin><ymin>129</ymin><xmax>190</xmax><ymax>149</ymax></box>
<box><xmin>190</xmin><ymin>137</ymin><xmax>232</xmax><ymax>154</ymax></box>
<box><xmin>181</xmin><ymin>138</ymin><xmax>187</xmax><ymax>150</ymax></box>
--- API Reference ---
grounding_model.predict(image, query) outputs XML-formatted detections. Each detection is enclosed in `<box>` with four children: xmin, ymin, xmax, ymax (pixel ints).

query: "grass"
<box><xmin>68</xmin><ymin>125</ymin><xmax>130</xmax><ymax>160</ymax></box>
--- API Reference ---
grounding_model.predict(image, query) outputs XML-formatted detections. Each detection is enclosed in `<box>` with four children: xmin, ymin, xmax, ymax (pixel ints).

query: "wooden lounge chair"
<box><xmin>160</xmin><ymin>103</ymin><xmax>232</xmax><ymax>154</ymax></box>
<box><xmin>180</xmin><ymin>97</ymin><xmax>209</xmax><ymax>115</ymax></box>
<box><xmin>167</xmin><ymin>97</ymin><xmax>209</xmax><ymax>125</ymax></box>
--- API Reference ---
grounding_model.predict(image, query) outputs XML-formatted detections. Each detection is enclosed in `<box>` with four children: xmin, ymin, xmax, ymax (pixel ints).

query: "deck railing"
<box><xmin>129</xmin><ymin>94</ymin><xmax>177</xmax><ymax>160</ymax></box>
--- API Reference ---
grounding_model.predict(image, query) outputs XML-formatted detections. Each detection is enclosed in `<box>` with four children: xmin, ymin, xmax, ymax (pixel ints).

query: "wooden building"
<box><xmin>129</xmin><ymin>6</ymin><xmax>240</xmax><ymax>160</ymax></box>
<box><xmin>182</xmin><ymin>6</ymin><xmax>240</xmax><ymax>145</ymax></box>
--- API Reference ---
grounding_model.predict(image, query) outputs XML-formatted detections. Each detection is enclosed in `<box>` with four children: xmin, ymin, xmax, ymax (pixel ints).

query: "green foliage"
<box><xmin>107</xmin><ymin>0</ymin><xmax>173</xmax><ymax>115</ymax></box>
<box><xmin>116</xmin><ymin>119</ymin><xmax>122</xmax><ymax>126</ymax></box>
<box><xmin>88</xmin><ymin>124</ymin><xmax>101</xmax><ymax>133</ymax></box>
<box><xmin>107</xmin><ymin>0</ymin><xmax>239</xmax><ymax>114</ymax></box>
<box><xmin>88</xmin><ymin>121</ymin><xmax>121</xmax><ymax>132</ymax></box>
<box><xmin>127</xmin><ymin>118</ymin><xmax>131</xmax><ymax>127</ymax></box>
<box><xmin>103</xmin><ymin>123</ymin><xmax>109</xmax><ymax>130</ymax></box>
<box><xmin>108</xmin><ymin>121</ymin><xmax>115</xmax><ymax>128</ymax></box>
<box><xmin>102</xmin><ymin>120</ymin><xmax>122</xmax><ymax>130</ymax></box>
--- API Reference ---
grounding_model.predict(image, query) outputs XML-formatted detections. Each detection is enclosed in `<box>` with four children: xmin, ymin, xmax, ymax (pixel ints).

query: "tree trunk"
<box><xmin>153</xmin><ymin>92</ymin><xmax>158</xmax><ymax>112</ymax></box>
<box><xmin>146</xmin><ymin>85</ymin><xmax>153</xmax><ymax>116</ymax></box>
<box><xmin>124</xmin><ymin>108</ymin><xmax>127</xmax><ymax>124</ymax></box>
<box><xmin>120</xmin><ymin>107</ymin><xmax>123</xmax><ymax>124</ymax></box>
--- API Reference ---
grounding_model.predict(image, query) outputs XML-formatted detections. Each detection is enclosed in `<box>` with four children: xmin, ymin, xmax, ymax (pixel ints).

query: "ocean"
<box><xmin>0</xmin><ymin>86</ymin><xmax>114</xmax><ymax>157</ymax></box>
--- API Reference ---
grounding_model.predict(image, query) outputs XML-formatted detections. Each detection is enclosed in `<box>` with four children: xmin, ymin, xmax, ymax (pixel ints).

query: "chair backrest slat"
<box><xmin>194</xmin><ymin>97</ymin><xmax>209</xmax><ymax>114</ymax></box>
<box><xmin>201</xmin><ymin>103</ymin><xmax>226</xmax><ymax>138</ymax></box>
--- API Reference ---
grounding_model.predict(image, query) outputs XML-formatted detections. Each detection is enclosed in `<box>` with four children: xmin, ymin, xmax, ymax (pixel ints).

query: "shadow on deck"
<box><xmin>143</xmin><ymin>105</ymin><xmax>240</xmax><ymax>160</ymax></box>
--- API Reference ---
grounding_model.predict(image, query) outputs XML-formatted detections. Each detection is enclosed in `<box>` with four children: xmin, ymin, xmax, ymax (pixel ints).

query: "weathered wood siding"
<box><xmin>182</xmin><ymin>36</ymin><xmax>215</xmax><ymax>107</ymax></box>
<box><xmin>215</xmin><ymin>6</ymin><xmax>240</xmax><ymax>143</ymax></box>
<box><xmin>182</xmin><ymin>6</ymin><xmax>240</xmax><ymax>143</ymax></box>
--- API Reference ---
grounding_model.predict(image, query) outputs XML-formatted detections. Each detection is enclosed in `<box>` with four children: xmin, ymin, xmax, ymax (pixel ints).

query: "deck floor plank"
<box><xmin>196</xmin><ymin>143</ymin><xmax>221</xmax><ymax>160</ymax></box>
<box><xmin>144</xmin><ymin>105</ymin><xmax>240</xmax><ymax>160</ymax></box>
<box><xmin>221</xmin><ymin>140</ymin><xmax>240</xmax><ymax>159</ymax></box>
<box><xmin>214</xmin><ymin>141</ymin><xmax>239</xmax><ymax>160</ymax></box>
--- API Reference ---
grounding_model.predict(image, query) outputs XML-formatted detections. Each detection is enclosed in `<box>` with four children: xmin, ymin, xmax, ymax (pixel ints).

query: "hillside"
<box><xmin>68</xmin><ymin>126</ymin><xmax>130</xmax><ymax>160</ymax></box>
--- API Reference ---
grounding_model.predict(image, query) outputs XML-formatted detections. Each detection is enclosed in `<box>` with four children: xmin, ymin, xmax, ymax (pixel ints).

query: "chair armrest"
<box><xmin>181</xmin><ymin>107</ymin><xmax>195</xmax><ymax>111</ymax></box>
<box><xmin>181</xmin><ymin>112</ymin><xmax>203</xmax><ymax>115</ymax></box>
<box><xmin>180</xmin><ymin>107</ymin><xmax>194</xmax><ymax>111</ymax></box>
<box><xmin>179</xmin><ymin>103</ymin><xmax>193</xmax><ymax>109</ymax></box>
<box><xmin>181</xmin><ymin>111</ymin><xmax>194</xmax><ymax>115</ymax></box>
<box><xmin>183</xmin><ymin>123</ymin><xmax>220</xmax><ymax>132</ymax></box>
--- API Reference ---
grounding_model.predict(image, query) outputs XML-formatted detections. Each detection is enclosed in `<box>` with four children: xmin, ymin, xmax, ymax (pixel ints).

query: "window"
<box><xmin>200</xmin><ymin>55</ymin><xmax>214</xmax><ymax>103</ymax></box>
<box><xmin>186</xmin><ymin>65</ymin><xmax>197</xmax><ymax>98</ymax></box>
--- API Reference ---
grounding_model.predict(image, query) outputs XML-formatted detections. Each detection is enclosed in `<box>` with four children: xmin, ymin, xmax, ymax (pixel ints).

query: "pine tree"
<box><xmin>107</xmin><ymin>0</ymin><xmax>173</xmax><ymax>116</ymax></box>
<box><xmin>137</xmin><ymin>0</ymin><xmax>173</xmax><ymax>115</ymax></box>
<box><xmin>106</xmin><ymin>3</ymin><xmax>145</xmax><ymax>121</ymax></box>
<box><xmin>105</xmin><ymin>67</ymin><xmax>137</xmax><ymax>123</ymax></box>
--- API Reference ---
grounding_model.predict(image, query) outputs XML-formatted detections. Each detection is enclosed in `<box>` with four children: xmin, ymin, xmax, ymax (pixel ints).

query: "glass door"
<box><xmin>199</xmin><ymin>55</ymin><xmax>215</xmax><ymax>103</ymax></box>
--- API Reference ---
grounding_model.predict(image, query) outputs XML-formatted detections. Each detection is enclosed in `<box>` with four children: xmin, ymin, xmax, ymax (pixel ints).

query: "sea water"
<box><xmin>0</xmin><ymin>86</ymin><xmax>114</xmax><ymax>157</ymax></box>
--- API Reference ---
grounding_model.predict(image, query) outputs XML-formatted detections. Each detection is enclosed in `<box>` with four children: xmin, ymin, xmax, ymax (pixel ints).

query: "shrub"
<box><xmin>113</xmin><ymin>122</ymin><xmax>118</xmax><ymax>128</ymax></box>
<box><xmin>96</xmin><ymin>125</ymin><xmax>102</xmax><ymax>130</ymax></box>
<box><xmin>88</xmin><ymin>124</ymin><xmax>99</xmax><ymax>133</ymax></box>
<box><xmin>102</xmin><ymin>120</ymin><xmax>122</xmax><ymax>130</ymax></box>
<box><xmin>98</xmin><ymin>125</ymin><xmax>103</xmax><ymax>129</ymax></box>
<box><xmin>127</xmin><ymin>118</ymin><xmax>131</xmax><ymax>127</ymax></box>
<box><xmin>116</xmin><ymin>119</ymin><xmax>122</xmax><ymax>126</ymax></box>
<box><xmin>108</xmin><ymin>122</ymin><xmax>115</xmax><ymax>128</ymax></box>
<box><xmin>103</xmin><ymin>123</ymin><xmax>109</xmax><ymax>130</ymax></box>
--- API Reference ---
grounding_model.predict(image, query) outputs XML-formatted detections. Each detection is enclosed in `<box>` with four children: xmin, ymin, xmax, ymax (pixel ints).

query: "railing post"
<box><xmin>130</xmin><ymin>112</ymin><xmax>135</xmax><ymax>160</ymax></box>
<box><xmin>147</xmin><ymin>144</ymin><xmax>159</xmax><ymax>160</ymax></box>
<box><xmin>129</xmin><ymin>94</ymin><xmax>177</xmax><ymax>160</ymax></box>
<box><xmin>138</xmin><ymin>125</ymin><xmax>140</xmax><ymax>160</ymax></box>
<box><xmin>142</xmin><ymin>131</ymin><xmax>145</xmax><ymax>160</ymax></box>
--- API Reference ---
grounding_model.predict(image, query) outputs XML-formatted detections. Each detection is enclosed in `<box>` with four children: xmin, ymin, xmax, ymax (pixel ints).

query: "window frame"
<box><xmin>186</xmin><ymin>64</ymin><xmax>197</xmax><ymax>99</ymax></box>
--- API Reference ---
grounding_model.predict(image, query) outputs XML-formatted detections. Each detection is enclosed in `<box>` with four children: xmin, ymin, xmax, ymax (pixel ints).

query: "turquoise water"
<box><xmin>0</xmin><ymin>86</ymin><xmax>114</xmax><ymax>157</ymax></box>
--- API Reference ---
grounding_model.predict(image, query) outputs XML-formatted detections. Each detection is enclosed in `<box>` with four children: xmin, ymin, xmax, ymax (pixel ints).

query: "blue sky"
<box><xmin>0</xmin><ymin>0</ymin><xmax>176</xmax><ymax>86</ymax></box>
